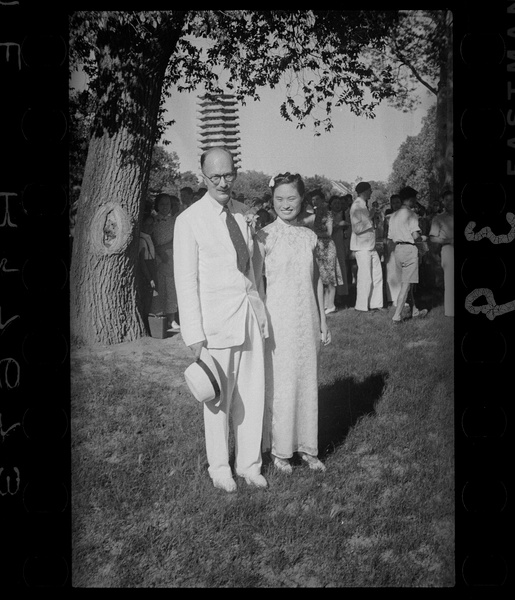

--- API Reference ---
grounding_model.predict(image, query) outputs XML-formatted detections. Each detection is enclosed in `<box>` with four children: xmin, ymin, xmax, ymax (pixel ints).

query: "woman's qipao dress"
<box><xmin>255</xmin><ymin>217</ymin><xmax>321</xmax><ymax>459</ymax></box>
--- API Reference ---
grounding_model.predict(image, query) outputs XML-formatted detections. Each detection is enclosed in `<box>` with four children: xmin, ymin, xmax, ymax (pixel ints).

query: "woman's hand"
<box><xmin>320</xmin><ymin>321</ymin><xmax>331</xmax><ymax>346</ymax></box>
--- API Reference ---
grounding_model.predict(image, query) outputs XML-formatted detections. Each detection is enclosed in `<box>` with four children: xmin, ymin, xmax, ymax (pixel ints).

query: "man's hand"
<box><xmin>188</xmin><ymin>341</ymin><xmax>206</xmax><ymax>360</ymax></box>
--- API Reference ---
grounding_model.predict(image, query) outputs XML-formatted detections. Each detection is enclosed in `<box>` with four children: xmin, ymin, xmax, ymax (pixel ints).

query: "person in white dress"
<box><xmin>254</xmin><ymin>172</ymin><xmax>331</xmax><ymax>474</ymax></box>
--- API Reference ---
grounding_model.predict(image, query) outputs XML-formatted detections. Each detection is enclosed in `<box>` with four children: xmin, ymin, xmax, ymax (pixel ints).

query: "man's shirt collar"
<box><xmin>206</xmin><ymin>191</ymin><xmax>234</xmax><ymax>215</ymax></box>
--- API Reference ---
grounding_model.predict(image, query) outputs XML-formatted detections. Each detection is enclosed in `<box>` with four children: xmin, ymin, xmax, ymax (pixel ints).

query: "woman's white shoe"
<box><xmin>300</xmin><ymin>453</ymin><xmax>326</xmax><ymax>471</ymax></box>
<box><xmin>273</xmin><ymin>456</ymin><xmax>293</xmax><ymax>474</ymax></box>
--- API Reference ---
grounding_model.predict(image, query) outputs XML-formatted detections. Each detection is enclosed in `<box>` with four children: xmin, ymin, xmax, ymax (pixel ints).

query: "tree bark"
<box><xmin>444</xmin><ymin>11</ymin><xmax>453</xmax><ymax>189</ymax></box>
<box><xmin>70</xmin><ymin>20</ymin><xmax>183</xmax><ymax>346</ymax></box>
<box><xmin>434</xmin><ymin>10</ymin><xmax>453</xmax><ymax>194</ymax></box>
<box><xmin>70</xmin><ymin>129</ymin><xmax>150</xmax><ymax>346</ymax></box>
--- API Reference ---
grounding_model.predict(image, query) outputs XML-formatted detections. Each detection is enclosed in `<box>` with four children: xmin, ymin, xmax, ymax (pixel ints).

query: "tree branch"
<box><xmin>391</xmin><ymin>43</ymin><xmax>438</xmax><ymax>96</ymax></box>
<box><xmin>400</xmin><ymin>59</ymin><xmax>437</xmax><ymax>95</ymax></box>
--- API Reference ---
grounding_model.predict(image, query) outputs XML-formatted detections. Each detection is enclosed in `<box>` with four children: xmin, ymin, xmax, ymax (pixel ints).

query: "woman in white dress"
<box><xmin>254</xmin><ymin>173</ymin><xmax>331</xmax><ymax>474</ymax></box>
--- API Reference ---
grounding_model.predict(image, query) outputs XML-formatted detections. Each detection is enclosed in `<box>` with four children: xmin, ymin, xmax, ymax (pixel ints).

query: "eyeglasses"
<box><xmin>202</xmin><ymin>172</ymin><xmax>237</xmax><ymax>185</ymax></box>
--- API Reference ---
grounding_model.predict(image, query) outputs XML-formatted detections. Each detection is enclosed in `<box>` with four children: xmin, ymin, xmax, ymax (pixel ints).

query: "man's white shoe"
<box><xmin>212</xmin><ymin>477</ymin><xmax>237</xmax><ymax>493</ymax></box>
<box><xmin>243</xmin><ymin>474</ymin><xmax>267</xmax><ymax>488</ymax></box>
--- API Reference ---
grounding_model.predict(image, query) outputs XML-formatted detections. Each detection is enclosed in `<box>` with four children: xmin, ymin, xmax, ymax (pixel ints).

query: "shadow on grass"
<box><xmin>317</xmin><ymin>372</ymin><xmax>387</xmax><ymax>459</ymax></box>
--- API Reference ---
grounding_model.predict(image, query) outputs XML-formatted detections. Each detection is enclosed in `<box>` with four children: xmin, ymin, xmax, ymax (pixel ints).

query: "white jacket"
<box><xmin>350</xmin><ymin>197</ymin><xmax>376</xmax><ymax>251</ymax></box>
<box><xmin>173</xmin><ymin>193</ymin><xmax>268</xmax><ymax>349</ymax></box>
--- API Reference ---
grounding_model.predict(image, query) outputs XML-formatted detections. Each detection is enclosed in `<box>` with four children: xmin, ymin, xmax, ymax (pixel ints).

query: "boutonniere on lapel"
<box><xmin>244</xmin><ymin>212</ymin><xmax>259</xmax><ymax>236</ymax></box>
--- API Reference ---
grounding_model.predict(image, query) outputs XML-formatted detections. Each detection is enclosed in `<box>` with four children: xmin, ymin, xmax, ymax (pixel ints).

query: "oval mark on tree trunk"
<box><xmin>91</xmin><ymin>203</ymin><xmax>131</xmax><ymax>254</ymax></box>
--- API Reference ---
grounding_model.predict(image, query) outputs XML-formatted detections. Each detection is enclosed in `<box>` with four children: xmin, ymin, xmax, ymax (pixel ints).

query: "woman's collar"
<box><xmin>276</xmin><ymin>215</ymin><xmax>300</xmax><ymax>227</ymax></box>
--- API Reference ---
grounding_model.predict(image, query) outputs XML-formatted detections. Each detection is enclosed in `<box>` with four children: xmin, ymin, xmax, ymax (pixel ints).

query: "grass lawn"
<box><xmin>71</xmin><ymin>299</ymin><xmax>454</xmax><ymax>587</ymax></box>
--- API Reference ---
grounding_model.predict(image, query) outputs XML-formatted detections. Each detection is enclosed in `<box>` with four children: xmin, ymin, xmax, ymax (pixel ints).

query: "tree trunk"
<box><xmin>444</xmin><ymin>11</ymin><xmax>453</xmax><ymax>189</ymax></box>
<box><xmin>434</xmin><ymin>10</ymin><xmax>453</xmax><ymax>194</ymax></box>
<box><xmin>70</xmin><ymin>127</ymin><xmax>151</xmax><ymax>346</ymax></box>
<box><xmin>70</xmin><ymin>20</ymin><xmax>182</xmax><ymax>346</ymax></box>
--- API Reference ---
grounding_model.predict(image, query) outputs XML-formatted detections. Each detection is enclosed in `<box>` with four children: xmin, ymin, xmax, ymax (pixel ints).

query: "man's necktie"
<box><xmin>223</xmin><ymin>205</ymin><xmax>250</xmax><ymax>274</ymax></box>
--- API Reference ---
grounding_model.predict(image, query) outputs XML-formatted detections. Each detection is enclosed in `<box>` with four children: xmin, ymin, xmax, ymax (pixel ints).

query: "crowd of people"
<box><xmin>139</xmin><ymin>173</ymin><xmax>453</xmax><ymax>333</ymax></box>
<box><xmin>136</xmin><ymin>146</ymin><xmax>454</xmax><ymax>492</ymax></box>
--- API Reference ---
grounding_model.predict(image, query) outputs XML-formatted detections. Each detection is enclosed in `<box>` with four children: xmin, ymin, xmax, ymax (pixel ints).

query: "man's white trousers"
<box><xmin>204</xmin><ymin>304</ymin><xmax>265</xmax><ymax>480</ymax></box>
<box><xmin>354</xmin><ymin>249</ymin><xmax>383</xmax><ymax>311</ymax></box>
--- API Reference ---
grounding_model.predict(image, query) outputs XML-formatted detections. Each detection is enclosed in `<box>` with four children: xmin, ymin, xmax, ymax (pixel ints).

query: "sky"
<box><xmin>70</xmin><ymin>36</ymin><xmax>436</xmax><ymax>188</ymax></box>
<box><xmin>161</xmin><ymin>81</ymin><xmax>435</xmax><ymax>186</ymax></box>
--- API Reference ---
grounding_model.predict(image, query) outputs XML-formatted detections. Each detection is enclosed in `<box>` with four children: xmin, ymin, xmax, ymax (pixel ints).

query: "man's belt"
<box><xmin>395</xmin><ymin>241</ymin><xmax>415</xmax><ymax>245</ymax></box>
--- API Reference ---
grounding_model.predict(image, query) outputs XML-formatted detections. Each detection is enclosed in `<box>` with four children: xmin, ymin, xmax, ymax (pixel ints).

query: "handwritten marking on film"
<box><xmin>0</xmin><ymin>306</ymin><xmax>20</xmax><ymax>333</ymax></box>
<box><xmin>0</xmin><ymin>193</ymin><xmax>18</xmax><ymax>228</ymax></box>
<box><xmin>465</xmin><ymin>288</ymin><xmax>515</xmax><ymax>320</ymax></box>
<box><xmin>0</xmin><ymin>413</ymin><xmax>20</xmax><ymax>443</ymax></box>
<box><xmin>0</xmin><ymin>42</ymin><xmax>21</xmax><ymax>70</ymax></box>
<box><xmin>0</xmin><ymin>358</ymin><xmax>20</xmax><ymax>389</ymax></box>
<box><xmin>0</xmin><ymin>258</ymin><xmax>18</xmax><ymax>273</ymax></box>
<box><xmin>464</xmin><ymin>212</ymin><xmax>515</xmax><ymax>244</ymax></box>
<box><xmin>0</xmin><ymin>467</ymin><xmax>20</xmax><ymax>496</ymax></box>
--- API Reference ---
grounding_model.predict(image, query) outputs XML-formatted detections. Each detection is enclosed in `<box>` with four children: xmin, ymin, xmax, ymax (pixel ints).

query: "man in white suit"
<box><xmin>350</xmin><ymin>181</ymin><xmax>384</xmax><ymax>312</ymax></box>
<box><xmin>173</xmin><ymin>147</ymin><xmax>269</xmax><ymax>493</ymax></box>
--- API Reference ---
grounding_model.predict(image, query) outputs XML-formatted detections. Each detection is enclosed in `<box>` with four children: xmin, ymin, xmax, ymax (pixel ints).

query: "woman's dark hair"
<box><xmin>256</xmin><ymin>207</ymin><xmax>271</xmax><ymax>225</ymax></box>
<box><xmin>153</xmin><ymin>193</ymin><xmax>172</xmax><ymax>211</ymax></box>
<box><xmin>154</xmin><ymin>193</ymin><xmax>180</xmax><ymax>216</ymax></box>
<box><xmin>170</xmin><ymin>195</ymin><xmax>181</xmax><ymax>216</ymax></box>
<box><xmin>328</xmin><ymin>195</ymin><xmax>343</xmax><ymax>209</ymax></box>
<box><xmin>415</xmin><ymin>202</ymin><xmax>426</xmax><ymax>215</ymax></box>
<box><xmin>310</xmin><ymin>187</ymin><xmax>325</xmax><ymax>201</ymax></box>
<box><xmin>270</xmin><ymin>172</ymin><xmax>305</xmax><ymax>197</ymax></box>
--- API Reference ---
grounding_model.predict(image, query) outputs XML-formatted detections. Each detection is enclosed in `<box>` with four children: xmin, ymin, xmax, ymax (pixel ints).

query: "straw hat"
<box><xmin>184</xmin><ymin>347</ymin><xmax>221</xmax><ymax>403</ymax></box>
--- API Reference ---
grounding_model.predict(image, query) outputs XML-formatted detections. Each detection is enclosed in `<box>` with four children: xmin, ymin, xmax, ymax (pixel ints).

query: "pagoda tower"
<box><xmin>196</xmin><ymin>93</ymin><xmax>241</xmax><ymax>168</ymax></box>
